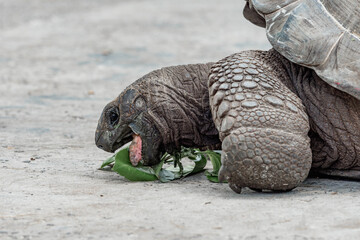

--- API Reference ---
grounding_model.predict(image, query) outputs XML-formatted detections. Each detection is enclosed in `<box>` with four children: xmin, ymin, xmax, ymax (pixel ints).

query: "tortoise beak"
<box><xmin>95</xmin><ymin>130</ymin><xmax>108</xmax><ymax>151</ymax></box>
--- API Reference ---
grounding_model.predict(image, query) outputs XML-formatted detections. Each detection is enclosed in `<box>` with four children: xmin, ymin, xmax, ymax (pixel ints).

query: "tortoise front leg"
<box><xmin>209</xmin><ymin>50</ymin><xmax>312</xmax><ymax>193</ymax></box>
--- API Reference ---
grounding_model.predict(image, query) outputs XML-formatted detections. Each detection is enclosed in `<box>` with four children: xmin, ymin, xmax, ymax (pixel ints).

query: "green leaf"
<box><xmin>152</xmin><ymin>159</ymin><xmax>165</xmax><ymax>178</ymax></box>
<box><xmin>99</xmin><ymin>146</ymin><xmax>221</xmax><ymax>183</ymax></box>
<box><xmin>203</xmin><ymin>150</ymin><xmax>222</xmax><ymax>172</ymax></box>
<box><xmin>189</xmin><ymin>152</ymin><xmax>207</xmax><ymax>175</ymax></box>
<box><xmin>100</xmin><ymin>155</ymin><xmax>116</xmax><ymax>169</ymax></box>
<box><xmin>205</xmin><ymin>174</ymin><xmax>221</xmax><ymax>183</ymax></box>
<box><xmin>200</xmin><ymin>150</ymin><xmax>227</xmax><ymax>183</ymax></box>
<box><xmin>158</xmin><ymin>169</ymin><xmax>177</xmax><ymax>183</ymax></box>
<box><xmin>111</xmin><ymin>148</ymin><xmax>158</xmax><ymax>181</ymax></box>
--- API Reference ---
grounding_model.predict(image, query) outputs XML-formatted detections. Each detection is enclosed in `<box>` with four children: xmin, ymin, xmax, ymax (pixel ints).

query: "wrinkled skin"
<box><xmin>95</xmin><ymin>63</ymin><xmax>221</xmax><ymax>166</ymax></box>
<box><xmin>96</xmin><ymin>49</ymin><xmax>360</xmax><ymax>194</ymax></box>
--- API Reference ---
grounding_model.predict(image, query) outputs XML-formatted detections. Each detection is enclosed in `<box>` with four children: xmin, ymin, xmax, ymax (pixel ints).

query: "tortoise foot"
<box><xmin>209</xmin><ymin>51</ymin><xmax>314</xmax><ymax>194</ymax></box>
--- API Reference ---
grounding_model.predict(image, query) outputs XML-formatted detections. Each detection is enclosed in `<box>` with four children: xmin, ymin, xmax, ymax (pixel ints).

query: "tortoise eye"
<box><xmin>109</xmin><ymin>109</ymin><xmax>119</xmax><ymax>126</ymax></box>
<box><xmin>134</xmin><ymin>96</ymin><xmax>146</xmax><ymax>110</ymax></box>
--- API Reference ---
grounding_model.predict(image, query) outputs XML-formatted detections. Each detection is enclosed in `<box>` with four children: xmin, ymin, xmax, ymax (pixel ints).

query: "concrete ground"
<box><xmin>1</xmin><ymin>0</ymin><xmax>360</xmax><ymax>239</ymax></box>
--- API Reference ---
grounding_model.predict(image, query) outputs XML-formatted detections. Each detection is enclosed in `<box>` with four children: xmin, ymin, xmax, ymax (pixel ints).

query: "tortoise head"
<box><xmin>95</xmin><ymin>63</ymin><xmax>221</xmax><ymax>167</ymax></box>
<box><xmin>95</xmin><ymin>87</ymin><xmax>163</xmax><ymax>166</ymax></box>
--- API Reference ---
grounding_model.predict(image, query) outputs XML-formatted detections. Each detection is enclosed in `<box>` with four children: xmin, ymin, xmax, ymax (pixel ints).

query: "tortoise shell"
<box><xmin>245</xmin><ymin>0</ymin><xmax>360</xmax><ymax>99</ymax></box>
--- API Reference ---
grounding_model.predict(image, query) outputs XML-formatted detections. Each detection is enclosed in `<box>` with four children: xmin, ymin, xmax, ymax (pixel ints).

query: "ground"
<box><xmin>1</xmin><ymin>0</ymin><xmax>360</xmax><ymax>239</ymax></box>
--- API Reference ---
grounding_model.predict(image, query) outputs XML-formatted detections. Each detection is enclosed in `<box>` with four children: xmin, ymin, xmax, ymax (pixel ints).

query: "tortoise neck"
<box><xmin>143</xmin><ymin>63</ymin><xmax>221</xmax><ymax>153</ymax></box>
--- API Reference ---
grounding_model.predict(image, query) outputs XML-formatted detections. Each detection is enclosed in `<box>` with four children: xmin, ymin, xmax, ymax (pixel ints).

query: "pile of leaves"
<box><xmin>100</xmin><ymin>147</ymin><xmax>224</xmax><ymax>183</ymax></box>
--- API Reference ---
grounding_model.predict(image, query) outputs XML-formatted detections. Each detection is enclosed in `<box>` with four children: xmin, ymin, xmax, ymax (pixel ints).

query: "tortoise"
<box><xmin>95</xmin><ymin>0</ymin><xmax>360</xmax><ymax>193</ymax></box>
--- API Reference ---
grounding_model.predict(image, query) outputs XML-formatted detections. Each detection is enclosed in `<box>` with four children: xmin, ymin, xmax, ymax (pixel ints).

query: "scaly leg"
<box><xmin>208</xmin><ymin>50</ymin><xmax>312</xmax><ymax>193</ymax></box>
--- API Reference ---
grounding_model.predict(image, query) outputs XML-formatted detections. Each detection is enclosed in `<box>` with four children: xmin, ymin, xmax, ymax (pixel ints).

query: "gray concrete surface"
<box><xmin>1</xmin><ymin>0</ymin><xmax>360</xmax><ymax>239</ymax></box>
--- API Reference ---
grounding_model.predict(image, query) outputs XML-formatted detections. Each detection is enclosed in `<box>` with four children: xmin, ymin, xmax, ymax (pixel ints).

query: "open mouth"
<box><xmin>112</xmin><ymin>129</ymin><xmax>143</xmax><ymax>167</ymax></box>
<box><xmin>109</xmin><ymin>126</ymin><xmax>162</xmax><ymax>167</ymax></box>
<box><xmin>129</xmin><ymin>134</ymin><xmax>142</xmax><ymax>166</ymax></box>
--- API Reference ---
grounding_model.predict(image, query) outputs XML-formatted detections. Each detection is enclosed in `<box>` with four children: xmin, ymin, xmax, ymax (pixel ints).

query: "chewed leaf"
<box><xmin>111</xmin><ymin>147</ymin><xmax>157</xmax><ymax>181</ymax></box>
<box><xmin>99</xmin><ymin>146</ymin><xmax>221</xmax><ymax>183</ymax></box>
<box><xmin>157</xmin><ymin>151</ymin><xmax>207</xmax><ymax>182</ymax></box>
<box><xmin>158</xmin><ymin>169</ymin><xmax>177</xmax><ymax>183</ymax></box>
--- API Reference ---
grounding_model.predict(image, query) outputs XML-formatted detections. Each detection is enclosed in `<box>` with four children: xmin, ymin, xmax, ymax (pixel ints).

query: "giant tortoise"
<box><xmin>95</xmin><ymin>0</ymin><xmax>360</xmax><ymax>193</ymax></box>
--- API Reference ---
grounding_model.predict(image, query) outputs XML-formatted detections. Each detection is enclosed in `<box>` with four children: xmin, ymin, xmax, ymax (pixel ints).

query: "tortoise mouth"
<box><xmin>113</xmin><ymin>133</ymin><xmax>143</xmax><ymax>167</ymax></box>
<box><xmin>129</xmin><ymin>134</ymin><xmax>142</xmax><ymax>166</ymax></box>
<box><xmin>112</xmin><ymin>129</ymin><xmax>162</xmax><ymax>167</ymax></box>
